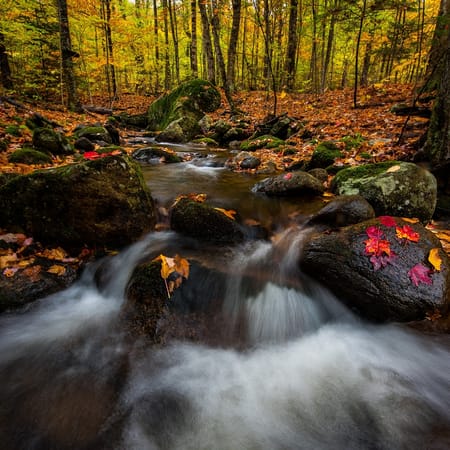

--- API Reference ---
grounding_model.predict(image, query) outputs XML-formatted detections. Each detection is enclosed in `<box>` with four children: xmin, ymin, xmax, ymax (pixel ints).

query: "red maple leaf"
<box><xmin>408</xmin><ymin>263</ymin><xmax>432</xmax><ymax>286</ymax></box>
<box><xmin>366</xmin><ymin>225</ymin><xmax>384</xmax><ymax>239</ymax></box>
<box><xmin>396</xmin><ymin>225</ymin><xmax>420</xmax><ymax>242</ymax></box>
<box><xmin>379</xmin><ymin>216</ymin><xmax>396</xmax><ymax>227</ymax></box>
<box><xmin>365</xmin><ymin>237</ymin><xmax>391</xmax><ymax>256</ymax></box>
<box><xmin>370</xmin><ymin>253</ymin><xmax>397</xmax><ymax>270</ymax></box>
<box><xmin>83</xmin><ymin>151</ymin><xmax>101</xmax><ymax>160</ymax></box>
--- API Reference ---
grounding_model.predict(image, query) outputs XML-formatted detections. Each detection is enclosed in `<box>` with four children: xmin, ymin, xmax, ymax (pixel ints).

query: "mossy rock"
<box><xmin>331</xmin><ymin>161</ymin><xmax>437</xmax><ymax>222</ymax></box>
<box><xmin>170</xmin><ymin>198</ymin><xmax>244</xmax><ymax>244</ymax></box>
<box><xmin>147</xmin><ymin>79</ymin><xmax>221</xmax><ymax>139</ymax></box>
<box><xmin>0</xmin><ymin>154</ymin><xmax>156</xmax><ymax>252</ymax></box>
<box><xmin>32</xmin><ymin>127</ymin><xmax>73</xmax><ymax>155</ymax></box>
<box><xmin>8</xmin><ymin>148</ymin><xmax>52</xmax><ymax>165</ymax></box>
<box><xmin>132</xmin><ymin>146</ymin><xmax>183</xmax><ymax>163</ymax></box>
<box><xmin>307</xmin><ymin>141</ymin><xmax>342</xmax><ymax>170</ymax></box>
<box><xmin>191</xmin><ymin>137</ymin><xmax>219</xmax><ymax>147</ymax></box>
<box><xmin>240</xmin><ymin>135</ymin><xmax>285</xmax><ymax>152</ymax></box>
<box><xmin>74</xmin><ymin>126</ymin><xmax>112</xmax><ymax>144</ymax></box>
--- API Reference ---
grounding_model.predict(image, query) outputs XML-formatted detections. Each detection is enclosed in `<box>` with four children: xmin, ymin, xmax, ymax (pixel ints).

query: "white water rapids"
<box><xmin>0</xmin><ymin>230</ymin><xmax>449</xmax><ymax>450</ymax></box>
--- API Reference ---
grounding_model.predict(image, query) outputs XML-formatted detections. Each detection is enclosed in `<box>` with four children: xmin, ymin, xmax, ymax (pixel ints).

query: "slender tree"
<box><xmin>190</xmin><ymin>0</ymin><xmax>199</xmax><ymax>77</ymax></box>
<box><xmin>0</xmin><ymin>33</ymin><xmax>13</xmax><ymax>90</ymax></box>
<box><xmin>56</xmin><ymin>0</ymin><xmax>80</xmax><ymax>110</ymax></box>
<box><xmin>198</xmin><ymin>0</ymin><xmax>215</xmax><ymax>83</ymax></box>
<box><xmin>227</xmin><ymin>0</ymin><xmax>242</xmax><ymax>92</ymax></box>
<box><xmin>285</xmin><ymin>0</ymin><xmax>299</xmax><ymax>90</ymax></box>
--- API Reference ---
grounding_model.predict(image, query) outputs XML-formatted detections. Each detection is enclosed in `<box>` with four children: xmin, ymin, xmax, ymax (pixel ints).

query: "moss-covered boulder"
<box><xmin>147</xmin><ymin>79</ymin><xmax>221</xmax><ymax>143</ymax></box>
<box><xmin>8</xmin><ymin>148</ymin><xmax>52</xmax><ymax>165</ymax></box>
<box><xmin>300</xmin><ymin>217</ymin><xmax>450</xmax><ymax>322</ymax></box>
<box><xmin>307</xmin><ymin>141</ymin><xmax>342</xmax><ymax>170</ymax></box>
<box><xmin>170</xmin><ymin>198</ymin><xmax>245</xmax><ymax>244</ymax></box>
<box><xmin>252</xmin><ymin>171</ymin><xmax>325</xmax><ymax>196</ymax></box>
<box><xmin>32</xmin><ymin>127</ymin><xmax>73</xmax><ymax>155</ymax></box>
<box><xmin>240</xmin><ymin>135</ymin><xmax>285</xmax><ymax>152</ymax></box>
<box><xmin>74</xmin><ymin>126</ymin><xmax>113</xmax><ymax>145</ymax></box>
<box><xmin>331</xmin><ymin>161</ymin><xmax>437</xmax><ymax>222</ymax></box>
<box><xmin>132</xmin><ymin>146</ymin><xmax>183</xmax><ymax>164</ymax></box>
<box><xmin>0</xmin><ymin>154</ymin><xmax>156</xmax><ymax>251</ymax></box>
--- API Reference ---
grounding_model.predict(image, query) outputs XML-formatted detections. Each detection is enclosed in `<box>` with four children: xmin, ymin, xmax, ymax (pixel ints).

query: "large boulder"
<box><xmin>170</xmin><ymin>197</ymin><xmax>245</xmax><ymax>244</ymax></box>
<box><xmin>305</xmin><ymin>195</ymin><xmax>375</xmax><ymax>228</ymax></box>
<box><xmin>331</xmin><ymin>161</ymin><xmax>437</xmax><ymax>222</ymax></box>
<box><xmin>0</xmin><ymin>155</ymin><xmax>156</xmax><ymax>251</ymax></box>
<box><xmin>300</xmin><ymin>217</ymin><xmax>450</xmax><ymax>322</ymax></box>
<box><xmin>32</xmin><ymin>127</ymin><xmax>73</xmax><ymax>156</ymax></box>
<box><xmin>147</xmin><ymin>79</ymin><xmax>221</xmax><ymax>143</ymax></box>
<box><xmin>252</xmin><ymin>171</ymin><xmax>325</xmax><ymax>196</ymax></box>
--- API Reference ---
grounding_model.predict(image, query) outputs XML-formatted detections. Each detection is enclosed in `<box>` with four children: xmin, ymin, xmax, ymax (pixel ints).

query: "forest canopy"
<box><xmin>1</xmin><ymin>0</ymin><xmax>442</xmax><ymax>105</ymax></box>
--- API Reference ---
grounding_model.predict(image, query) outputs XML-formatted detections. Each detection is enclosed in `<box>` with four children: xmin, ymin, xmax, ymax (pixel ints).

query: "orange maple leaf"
<box><xmin>396</xmin><ymin>225</ymin><xmax>420</xmax><ymax>242</ymax></box>
<box><xmin>365</xmin><ymin>237</ymin><xmax>391</xmax><ymax>256</ymax></box>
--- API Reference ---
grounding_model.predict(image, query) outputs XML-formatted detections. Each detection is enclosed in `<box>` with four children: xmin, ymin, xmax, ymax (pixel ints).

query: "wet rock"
<box><xmin>240</xmin><ymin>156</ymin><xmax>261</xmax><ymax>170</ymax></box>
<box><xmin>308</xmin><ymin>168</ymin><xmax>329</xmax><ymax>183</ymax></box>
<box><xmin>252</xmin><ymin>114</ymin><xmax>300</xmax><ymax>140</ymax></box>
<box><xmin>300</xmin><ymin>217</ymin><xmax>450</xmax><ymax>322</ymax></box>
<box><xmin>331</xmin><ymin>161</ymin><xmax>437</xmax><ymax>222</ymax></box>
<box><xmin>132</xmin><ymin>146</ymin><xmax>183</xmax><ymax>164</ymax></box>
<box><xmin>240</xmin><ymin>135</ymin><xmax>285</xmax><ymax>152</ymax></box>
<box><xmin>252</xmin><ymin>171</ymin><xmax>325</xmax><ymax>196</ymax></box>
<box><xmin>305</xmin><ymin>195</ymin><xmax>375</xmax><ymax>228</ymax></box>
<box><xmin>32</xmin><ymin>127</ymin><xmax>73</xmax><ymax>156</ymax></box>
<box><xmin>0</xmin><ymin>260</ymin><xmax>79</xmax><ymax>312</ymax></box>
<box><xmin>74</xmin><ymin>125</ymin><xmax>113</xmax><ymax>144</ymax></box>
<box><xmin>74</xmin><ymin>136</ymin><xmax>95</xmax><ymax>152</ymax></box>
<box><xmin>170</xmin><ymin>198</ymin><xmax>245</xmax><ymax>244</ymax></box>
<box><xmin>0</xmin><ymin>154</ymin><xmax>156</xmax><ymax>252</ymax></box>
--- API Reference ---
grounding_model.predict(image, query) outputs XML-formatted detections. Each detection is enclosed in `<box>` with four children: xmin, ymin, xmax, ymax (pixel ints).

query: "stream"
<box><xmin>0</xmin><ymin>144</ymin><xmax>449</xmax><ymax>449</ymax></box>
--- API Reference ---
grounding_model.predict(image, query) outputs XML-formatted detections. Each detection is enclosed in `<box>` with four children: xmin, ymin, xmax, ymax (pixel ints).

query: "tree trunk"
<box><xmin>56</xmin><ymin>0</ymin><xmax>80</xmax><ymax>111</ymax></box>
<box><xmin>285</xmin><ymin>0</ymin><xmax>299</xmax><ymax>91</ymax></box>
<box><xmin>190</xmin><ymin>0</ymin><xmax>198</xmax><ymax>77</ymax></box>
<box><xmin>0</xmin><ymin>34</ymin><xmax>13</xmax><ymax>90</ymax></box>
<box><xmin>198</xmin><ymin>0</ymin><xmax>215</xmax><ymax>83</ymax></box>
<box><xmin>423</xmin><ymin>0</ymin><xmax>450</xmax><ymax>170</ymax></box>
<box><xmin>162</xmin><ymin>0</ymin><xmax>172</xmax><ymax>90</ymax></box>
<box><xmin>227</xmin><ymin>0</ymin><xmax>241</xmax><ymax>93</ymax></box>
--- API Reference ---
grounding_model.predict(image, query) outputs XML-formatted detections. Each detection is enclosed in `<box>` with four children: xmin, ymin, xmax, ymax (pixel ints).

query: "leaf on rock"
<box><xmin>370</xmin><ymin>253</ymin><xmax>397</xmax><ymax>270</ymax></box>
<box><xmin>366</xmin><ymin>225</ymin><xmax>384</xmax><ymax>239</ymax></box>
<box><xmin>3</xmin><ymin>267</ymin><xmax>19</xmax><ymax>277</ymax></box>
<box><xmin>386</xmin><ymin>164</ymin><xmax>401</xmax><ymax>173</ymax></box>
<box><xmin>408</xmin><ymin>263</ymin><xmax>432</xmax><ymax>287</ymax></box>
<box><xmin>365</xmin><ymin>237</ymin><xmax>391</xmax><ymax>256</ymax></box>
<box><xmin>38</xmin><ymin>247</ymin><xmax>68</xmax><ymax>260</ymax></box>
<box><xmin>0</xmin><ymin>252</ymin><xmax>18</xmax><ymax>269</ymax></box>
<box><xmin>47</xmin><ymin>264</ymin><xmax>67</xmax><ymax>276</ymax></box>
<box><xmin>283</xmin><ymin>172</ymin><xmax>292</xmax><ymax>180</ymax></box>
<box><xmin>396</xmin><ymin>225</ymin><xmax>420</xmax><ymax>242</ymax></box>
<box><xmin>428</xmin><ymin>248</ymin><xmax>442</xmax><ymax>272</ymax></box>
<box><xmin>379</xmin><ymin>216</ymin><xmax>396</xmax><ymax>227</ymax></box>
<box><xmin>153</xmin><ymin>254</ymin><xmax>190</xmax><ymax>298</ymax></box>
<box><xmin>214</xmin><ymin>207</ymin><xmax>237</xmax><ymax>220</ymax></box>
<box><xmin>23</xmin><ymin>265</ymin><xmax>42</xmax><ymax>282</ymax></box>
<box><xmin>402</xmin><ymin>217</ymin><xmax>420</xmax><ymax>224</ymax></box>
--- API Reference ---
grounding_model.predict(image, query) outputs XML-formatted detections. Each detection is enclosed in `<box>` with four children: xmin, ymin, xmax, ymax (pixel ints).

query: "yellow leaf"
<box><xmin>47</xmin><ymin>265</ymin><xmax>67</xmax><ymax>276</ymax></box>
<box><xmin>3</xmin><ymin>267</ymin><xmax>19</xmax><ymax>277</ymax></box>
<box><xmin>386</xmin><ymin>165</ymin><xmax>401</xmax><ymax>173</ymax></box>
<box><xmin>428</xmin><ymin>248</ymin><xmax>442</xmax><ymax>272</ymax></box>
<box><xmin>0</xmin><ymin>252</ymin><xmax>18</xmax><ymax>269</ymax></box>
<box><xmin>38</xmin><ymin>247</ymin><xmax>68</xmax><ymax>260</ymax></box>
<box><xmin>402</xmin><ymin>217</ymin><xmax>420</xmax><ymax>223</ymax></box>
<box><xmin>214</xmin><ymin>207</ymin><xmax>237</xmax><ymax>220</ymax></box>
<box><xmin>280</xmin><ymin>90</ymin><xmax>287</xmax><ymax>99</ymax></box>
<box><xmin>174</xmin><ymin>254</ymin><xmax>190</xmax><ymax>279</ymax></box>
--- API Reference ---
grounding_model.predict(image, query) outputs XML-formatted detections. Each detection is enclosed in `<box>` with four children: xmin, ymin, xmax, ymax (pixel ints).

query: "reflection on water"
<box><xmin>0</xmin><ymin>149</ymin><xmax>449</xmax><ymax>449</ymax></box>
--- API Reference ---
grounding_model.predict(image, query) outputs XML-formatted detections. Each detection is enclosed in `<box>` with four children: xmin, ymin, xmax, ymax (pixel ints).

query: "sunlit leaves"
<box><xmin>153</xmin><ymin>254</ymin><xmax>190</xmax><ymax>298</ymax></box>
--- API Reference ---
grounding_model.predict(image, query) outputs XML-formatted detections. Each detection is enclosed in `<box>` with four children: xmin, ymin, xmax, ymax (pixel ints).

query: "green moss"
<box><xmin>5</xmin><ymin>125</ymin><xmax>22</xmax><ymax>137</ymax></box>
<box><xmin>332</xmin><ymin>161</ymin><xmax>400</xmax><ymax>185</ymax></box>
<box><xmin>282</xmin><ymin>146</ymin><xmax>297</xmax><ymax>156</ymax></box>
<box><xmin>240</xmin><ymin>135</ymin><xmax>285</xmax><ymax>151</ymax></box>
<box><xmin>0</xmin><ymin>138</ymin><xmax>10</xmax><ymax>152</ymax></box>
<box><xmin>341</xmin><ymin>133</ymin><xmax>364</xmax><ymax>150</ymax></box>
<box><xmin>192</xmin><ymin>137</ymin><xmax>219</xmax><ymax>147</ymax></box>
<box><xmin>74</xmin><ymin>126</ymin><xmax>110</xmax><ymax>140</ymax></box>
<box><xmin>147</xmin><ymin>79</ymin><xmax>221</xmax><ymax>131</ymax></box>
<box><xmin>8</xmin><ymin>148</ymin><xmax>52</xmax><ymax>164</ymax></box>
<box><xmin>308</xmin><ymin>141</ymin><xmax>342</xmax><ymax>169</ymax></box>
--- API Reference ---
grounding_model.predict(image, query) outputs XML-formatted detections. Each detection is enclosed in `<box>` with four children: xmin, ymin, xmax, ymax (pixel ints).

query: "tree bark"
<box><xmin>423</xmin><ymin>0</ymin><xmax>450</xmax><ymax>170</ymax></box>
<box><xmin>198</xmin><ymin>0</ymin><xmax>215</xmax><ymax>83</ymax></box>
<box><xmin>285</xmin><ymin>0</ymin><xmax>299</xmax><ymax>90</ymax></box>
<box><xmin>0</xmin><ymin>34</ymin><xmax>13</xmax><ymax>90</ymax></box>
<box><xmin>227</xmin><ymin>0</ymin><xmax>241</xmax><ymax>93</ymax></box>
<box><xmin>56</xmin><ymin>0</ymin><xmax>80</xmax><ymax>111</ymax></box>
<box><xmin>190</xmin><ymin>0</ymin><xmax>198</xmax><ymax>77</ymax></box>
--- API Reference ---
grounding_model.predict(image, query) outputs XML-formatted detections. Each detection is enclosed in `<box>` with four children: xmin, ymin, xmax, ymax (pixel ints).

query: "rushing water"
<box><xmin>0</xmin><ymin>149</ymin><xmax>449</xmax><ymax>450</ymax></box>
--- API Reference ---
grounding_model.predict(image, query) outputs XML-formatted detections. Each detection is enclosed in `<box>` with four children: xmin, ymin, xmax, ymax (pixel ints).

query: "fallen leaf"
<box><xmin>365</xmin><ymin>237</ymin><xmax>391</xmax><ymax>256</ymax></box>
<box><xmin>23</xmin><ymin>265</ymin><xmax>42</xmax><ymax>282</ymax></box>
<box><xmin>396</xmin><ymin>225</ymin><xmax>420</xmax><ymax>242</ymax></box>
<box><xmin>47</xmin><ymin>265</ymin><xmax>67</xmax><ymax>276</ymax></box>
<box><xmin>0</xmin><ymin>252</ymin><xmax>18</xmax><ymax>269</ymax></box>
<box><xmin>283</xmin><ymin>172</ymin><xmax>292</xmax><ymax>180</ymax></box>
<box><xmin>402</xmin><ymin>217</ymin><xmax>420</xmax><ymax>223</ymax></box>
<box><xmin>3</xmin><ymin>267</ymin><xmax>19</xmax><ymax>277</ymax></box>
<box><xmin>408</xmin><ymin>263</ymin><xmax>432</xmax><ymax>287</ymax></box>
<box><xmin>428</xmin><ymin>248</ymin><xmax>442</xmax><ymax>271</ymax></box>
<box><xmin>379</xmin><ymin>216</ymin><xmax>396</xmax><ymax>227</ymax></box>
<box><xmin>38</xmin><ymin>247</ymin><xmax>68</xmax><ymax>260</ymax></box>
<box><xmin>425</xmin><ymin>309</ymin><xmax>442</xmax><ymax>321</ymax></box>
<box><xmin>214</xmin><ymin>207</ymin><xmax>237</xmax><ymax>220</ymax></box>
<box><xmin>386</xmin><ymin>165</ymin><xmax>401</xmax><ymax>173</ymax></box>
<box><xmin>366</xmin><ymin>225</ymin><xmax>384</xmax><ymax>239</ymax></box>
